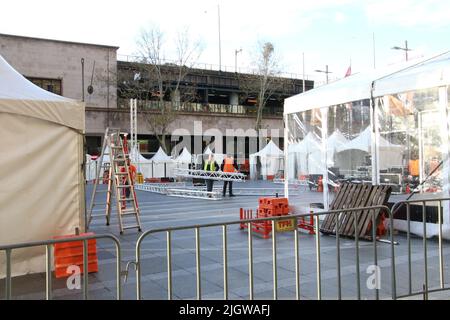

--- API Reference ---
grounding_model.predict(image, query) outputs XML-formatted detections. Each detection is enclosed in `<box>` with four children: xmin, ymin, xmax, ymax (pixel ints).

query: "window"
<box><xmin>27</xmin><ymin>77</ymin><xmax>62</xmax><ymax>95</ymax></box>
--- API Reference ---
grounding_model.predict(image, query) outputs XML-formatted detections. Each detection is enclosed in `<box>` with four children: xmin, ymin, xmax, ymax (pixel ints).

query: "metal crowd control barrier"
<box><xmin>391</xmin><ymin>196</ymin><xmax>450</xmax><ymax>300</ymax></box>
<box><xmin>1</xmin><ymin>234</ymin><xmax>122</xmax><ymax>300</ymax></box>
<box><xmin>134</xmin><ymin>205</ymin><xmax>396</xmax><ymax>300</ymax></box>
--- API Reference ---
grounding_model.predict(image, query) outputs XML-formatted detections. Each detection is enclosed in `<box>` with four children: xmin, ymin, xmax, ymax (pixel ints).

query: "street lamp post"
<box><xmin>391</xmin><ymin>40</ymin><xmax>412</xmax><ymax>61</ymax></box>
<box><xmin>314</xmin><ymin>65</ymin><xmax>332</xmax><ymax>84</ymax></box>
<box><xmin>218</xmin><ymin>4</ymin><xmax>222</xmax><ymax>71</ymax></box>
<box><xmin>235</xmin><ymin>48</ymin><xmax>242</xmax><ymax>73</ymax></box>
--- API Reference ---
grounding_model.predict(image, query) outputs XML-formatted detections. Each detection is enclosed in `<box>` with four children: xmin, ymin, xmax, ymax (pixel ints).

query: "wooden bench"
<box><xmin>319</xmin><ymin>183</ymin><xmax>392</xmax><ymax>240</ymax></box>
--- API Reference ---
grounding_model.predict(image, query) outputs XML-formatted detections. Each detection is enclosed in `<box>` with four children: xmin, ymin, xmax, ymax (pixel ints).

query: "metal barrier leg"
<box><xmin>389</xmin><ymin>208</ymin><xmax>397</xmax><ymax>300</ymax></box>
<box><xmin>5</xmin><ymin>249</ymin><xmax>12</xmax><ymax>300</ymax></box>
<box><xmin>247</xmin><ymin>222</ymin><xmax>254</xmax><ymax>300</ymax></box>
<box><xmin>422</xmin><ymin>202</ymin><xmax>428</xmax><ymax>299</ymax></box>
<box><xmin>195</xmin><ymin>227</ymin><xmax>201</xmax><ymax>300</ymax></box>
<box><xmin>407</xmin><ymin>203</ymin><xmax>412</xmax><ymax>295</ymax></box>
<box><xmin>294</xmin><ymin>217</ymin><xmax>300</xmax><ymax>300</ymax></box>
<box><xmin>271</xmin><ymin>220</ymin><xmax>278</xmax><ymax>300</ymax></box>
<box><xmin>314</xmin><ymin>216</ymin><xmax>321</xmax><ymax>300</ymax></box>
<box><xmin>438</xmin><ymin>200</ymin><xmax>444</xmax><ymax>289</ymax></box>
<box><xmin>335</xmin><ymin>214</ymin><xmax>341</xmax><ymax>300</ymax></box>
<box><xmin>114</xmin><ymin>239</ymin><xmax>122</xmax><ymax>300</ymax></box>
<box><xmin>167</xmin><ymin>231</ymin><xmax>173</xmax><ymax>300</ymax></box>
<box><xmin>136</xmin><ymin>240</ymin><xmax>142</xmax><ymax>300</ymax></box>
<box><xmin>353</xmin><ymin>212</ymin><xmax>360</xmax><ymax>300</ymax></box>
<box><xmin>45</xmin><ymin>244</ymin><xmax>52</xmax><ymax>300</ymax></box>
<box><xmin>222</xmin><ymin>225</ymin><xmax>228</xmax><ymax>300</ymax></box>
<box><xmin>83</xmin><ymin>240</ymin><xmax>89</xmax><ymax>300</ymax></box>
<box><xmin>372</xmin><ymin>211</ymin><xmax>379</xmax><ymax>300</ymax></box>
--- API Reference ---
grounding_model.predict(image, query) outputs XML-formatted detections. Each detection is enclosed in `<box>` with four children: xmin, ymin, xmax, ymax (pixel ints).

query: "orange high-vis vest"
<box><xmin>223</xmin><ymin>157</ymin><xmax>235</xmax><ymax>173</ymax></box>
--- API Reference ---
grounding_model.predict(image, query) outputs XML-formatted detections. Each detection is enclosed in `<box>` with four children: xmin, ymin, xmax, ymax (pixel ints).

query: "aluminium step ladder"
<box><xmin>87</xmin><ymin>128</ymin><xmax>142</xmax><ymax>234</ymax></box>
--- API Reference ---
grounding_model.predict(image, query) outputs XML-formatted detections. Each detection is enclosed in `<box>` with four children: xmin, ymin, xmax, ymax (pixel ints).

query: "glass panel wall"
<box><xmin>376</xmin><ymin>88</ymin><xmax>443</xmax><ymax>194</ymax></box>
<box><xmin>325</xmin><ymin>100</ymin><xmax>372</xmax><ymax>205</ymax></box>
<box><xmin>287</xmin><ymin>108</ymin><xmax>325</xmax><ymax>211</ymax></box>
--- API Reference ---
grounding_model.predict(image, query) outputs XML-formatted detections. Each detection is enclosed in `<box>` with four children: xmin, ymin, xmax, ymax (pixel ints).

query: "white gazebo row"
<box><xmin>284</xmin><ymin>51</ymin><xmax>450</xmax><ymax>238</ymax></box>
<box><xmin>86</xmin><ymin>146</ymin><xmax>194</xmax><ymax>180</ymax></box>
<box><xmin>287</xmin><ymin>127</ymin><xmax>404</xmax><ymax>179</ymax></box>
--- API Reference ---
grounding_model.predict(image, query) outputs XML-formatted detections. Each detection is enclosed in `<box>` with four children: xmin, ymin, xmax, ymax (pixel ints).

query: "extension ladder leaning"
<box><xmin>87</xmin><ymin>128</ymin><xmax>142</xmax><ymax>234</ymax></box>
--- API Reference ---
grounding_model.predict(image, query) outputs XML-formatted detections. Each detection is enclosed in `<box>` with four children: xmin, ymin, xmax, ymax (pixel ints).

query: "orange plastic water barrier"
<box><xmin>53</xmin><ymin>232</ymin><xmax>98</xmax><ymax>278</ymax></box>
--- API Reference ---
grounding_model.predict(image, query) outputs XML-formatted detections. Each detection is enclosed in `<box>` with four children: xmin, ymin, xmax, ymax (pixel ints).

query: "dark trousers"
<box><xmin>223</xmin><ymin>181</ymin><xmax>233</xmax><ymax>195</ymax></box>
<box><xmin>206</xmin><ymin>179</ymin><xmax>214</xmax><ymax>192</ymax></box>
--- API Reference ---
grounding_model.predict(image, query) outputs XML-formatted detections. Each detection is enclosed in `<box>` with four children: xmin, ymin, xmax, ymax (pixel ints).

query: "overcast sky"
<box><xmin>2</xmin><ymin>0</ymin><xmax>450</xmax><ymax>83</ymax></box>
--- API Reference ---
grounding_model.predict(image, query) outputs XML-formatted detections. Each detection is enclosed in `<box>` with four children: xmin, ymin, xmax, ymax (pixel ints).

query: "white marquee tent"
<box><xmin>150</xmin><ymin>147</ymin><xmax>175</xmax><ymax>178</ymax></box>
<box><xmin>130</xmin><ymin>148</ymin><xmax>153</xmax><ymax>179</ymax></box>
<box><xmin>250</xmin><ymin>140</ymin><xmax>284</xmax><ymax>180</ymax></box>
<box><xmin>336</xmin><ymin>126</ymin><xmax>404</xmax><ymax>171</ymax></box>
<box><xmin>0</xmin><ymin>55</ymin><xmax>85</xmax><ymax>277</ymax></box>
<box><xmin>175</xmin><ymin>147</ymin><xmax>192</xmax><ymax>170</ymax></box>
<box><xmin>284</xmin><ymin>51</ymin><xmax>450</xmax><ymax>238</ymax></box>
<box><xmin>288</xmin><ymin>131</ymin><xmax>349</xmax><ymax>180</ymax></box>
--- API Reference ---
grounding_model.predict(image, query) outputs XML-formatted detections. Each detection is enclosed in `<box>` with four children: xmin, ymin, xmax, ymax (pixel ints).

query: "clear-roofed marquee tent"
<box><xmin>284</xmin><ymin>52</ymin><xmax>450</xmax><ymax>238</ymax></box>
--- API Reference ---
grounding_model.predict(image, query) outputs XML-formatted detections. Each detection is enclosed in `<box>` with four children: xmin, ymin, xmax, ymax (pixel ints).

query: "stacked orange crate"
<box><xmin>53</xmin><ymin>232</ymin><xmax>98</xmax><ymax>278</ymax></box>
<box><xmin>259</xmin><ymin>197</ymin><xmax>289</xmax><ymax>216</ymax></box>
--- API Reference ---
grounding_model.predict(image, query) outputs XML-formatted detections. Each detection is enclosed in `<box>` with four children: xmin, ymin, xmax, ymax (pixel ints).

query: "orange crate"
<box><xmin>53</xmin><ymin>232</ymin><xmax>98</xmax><ymax>279</ymax></box>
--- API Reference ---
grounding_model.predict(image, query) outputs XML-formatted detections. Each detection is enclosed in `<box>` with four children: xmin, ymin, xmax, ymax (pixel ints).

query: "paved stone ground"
<box><xmin>1</xmin><ymin>181</ymin><xmax>450</xmax><ymax>300</ymax></box>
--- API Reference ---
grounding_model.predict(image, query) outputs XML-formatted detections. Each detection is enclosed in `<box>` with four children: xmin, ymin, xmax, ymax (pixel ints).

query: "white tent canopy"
<box><xmin>284</xmin><ymin>58</ymin><xmax>427</xmax><ymax>115</ymax></box>
<box><xmin>151</xmin><ymin>147</ymin><xmax>172</xmax><ymax>162</ymax></box>
<box><xmin>150</xmin><ymin>147</ymin><xmax>175</xmax><ymax>178</ymax></box>
<box><xmin>336</xmin><ymin>127</ymin><xmax>404</xmax><ymax>170</ymax></box>
<box><xmin>373</xmin><ymin>51</ymin><xmax>450</xmax><ymax>97</ymax></box>
<box><xmin>250</xmin><ymin>140</ymin><xmax>284</xmax><ymax>179</ymax></box>
<box><xmin>176</xmin><ymin>147</ymin><xmax>192</xmax><ymax>163</ymax></box>
<box><xmin>0</xmin><ymin>55</ymin><xmax>85</xmax><ymax>277</ymax></box>
<box><xmin>287</xmin><ymin>130</ymin><xmax>349</xmax><ymax>179</ymax></box>
<box><xmin>204</xmin><ymin>146</ymin><xmax>213</xmax><ymax>155</ymax></box>
<box><xmin>174</xmin><ymin>147</ymin><xmax>192</xmax><ymax>172</ymax></box>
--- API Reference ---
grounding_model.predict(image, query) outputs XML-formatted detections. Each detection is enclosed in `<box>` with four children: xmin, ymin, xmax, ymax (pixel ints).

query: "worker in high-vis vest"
<box><xmin>221</xmin><ymin>155</ymin><xmax>238</xmax><ymax>197</ymax></box>
<box><xmin>204</xmin><ymin>154</ymin><xmax>219</xmax><ymax>193</ymax></box>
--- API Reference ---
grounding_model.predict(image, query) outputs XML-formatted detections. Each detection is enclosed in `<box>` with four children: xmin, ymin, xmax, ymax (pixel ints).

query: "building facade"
<box><xmin>0</xmin><ymin>33</ymin><xmax>313</xmax><ymax>159</ymax></box>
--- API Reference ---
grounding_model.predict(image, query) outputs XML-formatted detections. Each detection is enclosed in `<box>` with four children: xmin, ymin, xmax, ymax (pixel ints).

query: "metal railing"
<box><xmin>391</xmin><ymin>196</ymin><xmax>450</xmax><ymax>300</ymax></box>
<box><xmin>117</xmin><ymin>54</ymin><xmax>312</xmax><ymax>80</ymax></box>
<box><xmin>117</xmin><ymin>99</ymin><xmax>283</xmax><ymax>117</ymax></box>
<box><xmin>1</xmin><ymin>234</ymin><xmax>122</xmax><ymax>300</ymax></box>
<box><xmin>134</xmin><ymin>205</ymin><xmax>396</xmax><ymax>300</ymax></box>
<box><xmin>5</xmin><ymin>197</ymin><xmax>450</xmax><ymax>300</ymax></box>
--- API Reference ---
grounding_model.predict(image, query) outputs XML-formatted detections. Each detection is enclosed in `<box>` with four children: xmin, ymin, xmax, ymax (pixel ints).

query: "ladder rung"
<box><xmin>115</xmin><ymin>173</ymin><xmax>129</xmax><ymax>176</ymax></box>
<box><xmin>96</xmin><ymin>190</ymin><xmax>112</xmax><ymax>193</ymax></box>
<box><xmin>93</xmin><ymin>202</ymin><xmax>108</xmax><ymax>206</ymax></box>
<box><xmin>117</xmin><ymin>185</ymin><xmax>132</xmax><ymax>188</ymax></box>
<box><xmin>121</xmin><ymin>212</ymin><xmax>137</xmax><ymax>217</ymax></box>
<box><xmin>119</xmin><ymin>197</ymin><xmax>135</xmax><ymax>201</ymax></box>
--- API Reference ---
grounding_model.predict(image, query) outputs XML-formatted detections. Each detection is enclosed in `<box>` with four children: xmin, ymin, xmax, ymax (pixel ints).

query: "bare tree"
<box><xmin>238</xmin><ymin>42</ymin><xmax>287</xmax><ymax>133</ymax></box>
<box><xmin>130</xmin><ymin>26</ymin><xmax>202</xmax><ymax>152</ymax></box>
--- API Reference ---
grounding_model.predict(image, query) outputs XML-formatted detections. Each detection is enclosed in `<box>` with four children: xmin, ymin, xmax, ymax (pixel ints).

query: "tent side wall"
<box><xmin>0</xmin><ymin>113</ymin><xmax>84</xmax><ymax>277</ymax></box>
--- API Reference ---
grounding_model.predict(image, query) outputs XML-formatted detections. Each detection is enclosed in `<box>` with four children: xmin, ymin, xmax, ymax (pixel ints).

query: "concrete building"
<box><xmin>0</xmin><ymin>33</ymin><xmax>313</xmax><ymax>159</ymax></box>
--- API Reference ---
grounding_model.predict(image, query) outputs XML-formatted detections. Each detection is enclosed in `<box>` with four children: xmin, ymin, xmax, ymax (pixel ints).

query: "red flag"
<box><xmin>345</xmin><ymin>65</ymin><xmax>352</xmax><ymax>77</ymax></box>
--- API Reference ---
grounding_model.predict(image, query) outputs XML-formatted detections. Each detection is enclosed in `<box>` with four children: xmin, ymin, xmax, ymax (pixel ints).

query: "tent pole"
<box><xmin>284</xmin><ymin>114</ymin><xmax>289</xmax><ymax>198</ymax></box>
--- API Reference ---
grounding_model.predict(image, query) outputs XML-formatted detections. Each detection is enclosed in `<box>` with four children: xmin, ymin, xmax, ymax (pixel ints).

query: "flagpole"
<box><xmin>302</xmin><ymin>52</ymin><xmax>305</xmax><ymax>92</ymax></box>
<box><xmin>372</xmin><ymin>32</ymin><xmax>376</xmax><ymax>69</ymax></box>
